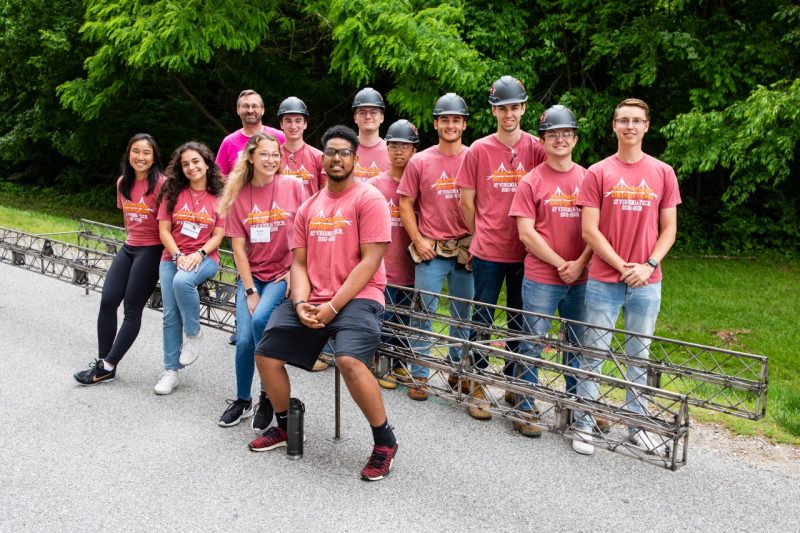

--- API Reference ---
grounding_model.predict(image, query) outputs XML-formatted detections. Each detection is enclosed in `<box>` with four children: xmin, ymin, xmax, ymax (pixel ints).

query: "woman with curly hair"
<box><xmin>74</xmin><ymin>133</ymin><xmax>165</xmax><ymax>385</ymax></box>
<box><xmin>154</xmin><ymin>141</ymin><xmax>226</xmax><ymax>395</ymax></box>
<box><xmin>215</xmin><ymin>132</ymin><xmax>307</xmax><ymax>428</ymax></box>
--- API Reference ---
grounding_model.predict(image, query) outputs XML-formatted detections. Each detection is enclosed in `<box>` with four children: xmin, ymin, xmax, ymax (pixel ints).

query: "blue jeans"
<box><xmin>470</xmin><ymin>257</ymin><xmax>525</xmax><ymax>373</ymax></box>
<box><xmin>575</xmin><ymin>279</ymin><xmax>662</xmax><ymax>427</ymax></box>
<box><xmin>159</xmin><ymin>258</ymin><xmax>218</xmax><ymax>370</ymax></box>
<box><xmin>235</xmin><ymin>277</ymin><xmax>288</xmax><ymax>400</ymax></box>
<box><xmin>383</xmin><ymin>286</ymin><xmax>413</xmax><ymax>347</ymax></box>
<box><xmin>518</xmin><ymin>279</ymin><xmax>587</xmax><ymax>410</ymax></box>
<box><xmin>410</xmin><ymin>257</ymin><xmax>473</xmax><ymax>378</ymax></box>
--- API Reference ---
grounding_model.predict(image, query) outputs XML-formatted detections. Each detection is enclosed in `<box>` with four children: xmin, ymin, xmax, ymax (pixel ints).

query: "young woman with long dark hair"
<box><xmin>75</xmin><ymin>133</ymin><xmax>165</xmax><ymax>385</ymax></box>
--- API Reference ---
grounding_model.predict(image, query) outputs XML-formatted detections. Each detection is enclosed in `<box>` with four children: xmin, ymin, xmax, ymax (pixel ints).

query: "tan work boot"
<box><xmin>312</xmin><ymin>358</ymin><xmax>329</xmax><ymax>372</ymax></box>
<box><xmin>378</xmin><ymin>375</ymin><xmax>397</xmax><ymax>389</ymax></box>
<box><xmin>595</xmin><ymin>416</ymin><xmax>612</xmax><ymax>434</ymax></box>
<box><xmin>514</xmin><ymin>408</ymin><xmax>542</xmax><ymax>438</ymax></box>
<box><xmin>504</xmin><ymin>390</ymin><xmax>516</xmax><ymax>405</ymax></box>
<box><xmin>407</xmin><ymin>378</ymin><xmax>429</xmax><ymax>401</ymax></box>
<box><xmin>393</xmin><ymin>368</ymin><xmax>413</xmax><ymax>385</ymax></box>
<box><xmin>447</xmin><ymin>374</ymin><xmax>470</xmax><ymax>394</ymax></box>
<box><xmin>467</xmin><ymin>383</ymin><xmax>492</xmax><ymax>420</ymax></box>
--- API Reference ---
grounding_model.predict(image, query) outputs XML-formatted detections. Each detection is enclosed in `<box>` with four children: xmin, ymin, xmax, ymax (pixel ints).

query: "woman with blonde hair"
<box><xmin>217</xmin><ymin>132</ymin><xmax>308</xmax><ymax>428</ymax></box>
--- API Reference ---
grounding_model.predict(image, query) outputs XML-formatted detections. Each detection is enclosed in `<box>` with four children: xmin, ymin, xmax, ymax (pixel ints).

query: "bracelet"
<box><xmin>294</xmin><ymin>300</ymin><xmax>306</xmax><ymax>309</ymax></box>
<box><xmin>327</xmin><ymin>301</ymin><xmax>339</xmax><ymax>315</ymax></box>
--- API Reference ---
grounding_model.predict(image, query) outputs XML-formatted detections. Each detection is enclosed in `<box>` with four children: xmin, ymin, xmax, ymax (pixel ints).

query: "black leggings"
<box><xmin>98</xmin><ymin>243</ymin><xmax>163</xmax><ymax>365</ymax></box>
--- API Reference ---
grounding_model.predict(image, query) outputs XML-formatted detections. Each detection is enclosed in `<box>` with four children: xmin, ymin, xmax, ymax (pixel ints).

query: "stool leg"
<box><xmin>335</xmin><ymin>366</ymin><xmax>341</xmax><ymax>440</ymax></box>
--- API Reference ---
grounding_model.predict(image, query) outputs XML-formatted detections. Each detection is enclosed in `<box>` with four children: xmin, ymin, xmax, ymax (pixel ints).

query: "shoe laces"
<box><xmin>223</xmin><ymin>398</ymin><xmax>249</xmax><ymax>414</ymax></box>
<box><xmin>365</xmin><ymin>445</ymin><xmax>392</xmax><ymax>470</ymax></box>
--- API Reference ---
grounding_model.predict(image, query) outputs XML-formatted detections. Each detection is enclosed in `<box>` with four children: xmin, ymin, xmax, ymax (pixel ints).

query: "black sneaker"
<box><xmin>74</xmin><ymin>359</ymin><xmax>116</xmax><ymax>386</ymax></box>
<box><xmin>251</xmin><ymin>391</ymin><xmax>274</xmax><ymax>431</ymax></box>
<box><xmin>228</xmin><ymin>333</ymin><xmax>237</xmax><ymax>346</ymax></box>
<box><xmin>218</xmin><ymin>398</ymin><xmax>253</xmax><ymax>427</ymax></box>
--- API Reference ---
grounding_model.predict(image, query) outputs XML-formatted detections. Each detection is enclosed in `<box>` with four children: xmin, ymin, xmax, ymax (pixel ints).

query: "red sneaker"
<box><xmin>360</xmin><ymin>442</ymin><xmax>398</xmax><ymax>481</ymax></box>
<box><xmin>248</xmin><ymin>426</ymin><xmax>287</xmax><ymax>452</ymax></box>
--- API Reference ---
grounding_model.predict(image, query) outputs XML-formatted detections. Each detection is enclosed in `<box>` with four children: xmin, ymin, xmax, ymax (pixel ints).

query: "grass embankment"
<box><xmin>2</xmin><ymin>200</ymin><xmax>798</xmax><ymax>444</ymax></box>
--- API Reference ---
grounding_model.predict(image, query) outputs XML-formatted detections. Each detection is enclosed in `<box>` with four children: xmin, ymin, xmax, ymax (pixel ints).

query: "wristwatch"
<box><xmin>245</xmin><ymin>287</ymin><xmax>257</xmax><ymax>296</ymax></box>
<box><xmin>171</xmin><ymin>252</ymin><xmax>184</xmax><ymax>263</ymax></box>
<box><xmin>198</xmin><ymin>248</ymin><xmax>208</xmax><ymax>257</ymax></box>
<box><xmin>646</xmin><ymin>258</ymin><xmax>659</xmax><ymax>269</ymax></box>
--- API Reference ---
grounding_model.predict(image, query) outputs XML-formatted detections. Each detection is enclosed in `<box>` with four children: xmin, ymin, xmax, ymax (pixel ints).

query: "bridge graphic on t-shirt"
<box><xmin>309</xmin><ymin>208</ymin><xmax>352</xmax><ymax>231</ymax></box>
<box><xmin>430</xmin><ymin>171</ymin><xmax>458</xmax><ymax>191</ymax></box>
<box><xmin>122</xmin><ymin>196</ymin><xmax>155</xmax><ymax>216</ymax></box>
<box><xmin>174</xmin><ymin>203</ymin><xmax>214</xmax><ymax>225</ymax></box>
<box><xmin>283</xmin><ymin>164</ymin><xmax>312</xmax><ymax>184</ymax></box>
<box><xmin>354</xmin><ymin>162</ymin><xmax>382</xmax><ymax>179</ymax></box>
<box><xmin>486</xmin><ymin>162</ymin><xmax>526</xmax><ymax>184</ymax></box>
<box><xmin>544</xmin><ymin>186</ymin><xmax>579</xmax><ymax>207</ymax></box>
<box><xmin>604</xmin><ymin>178</ymin><xmax>658</xmax><ymax>200</ymax></box>
<box><xmin>243</xmin><ymin>202</ymin><xmax>289</xmax><ymax>226</ymax></box>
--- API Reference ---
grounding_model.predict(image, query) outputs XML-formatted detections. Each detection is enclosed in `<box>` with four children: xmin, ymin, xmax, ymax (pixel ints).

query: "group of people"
<box><xmin>72</xmin><ymin>75</ymin><xmax>680</xmax><ymax>480</ymax></box>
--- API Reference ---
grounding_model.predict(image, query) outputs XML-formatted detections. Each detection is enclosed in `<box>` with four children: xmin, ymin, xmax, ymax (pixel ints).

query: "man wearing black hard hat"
<box><xmin>352</xmin><ymin>87</ymin><xmax>390</xmax><ymax>181</ymax></box>
<box><xmin>455</xmin><ymin>76</ymin><xmax>546</xmax><ymax>421</ymax></box>
<box><xmin>277</xmin><ymin>96</ymin><xmax>326</xmax><ymax>197</ymax></box>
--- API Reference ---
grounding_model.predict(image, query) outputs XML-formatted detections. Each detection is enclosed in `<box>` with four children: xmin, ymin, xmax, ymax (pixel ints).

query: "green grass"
<box><xmin>2</xmin><ymin>200</ymin><xmax>799</xmax><ymax>444</ymax></box>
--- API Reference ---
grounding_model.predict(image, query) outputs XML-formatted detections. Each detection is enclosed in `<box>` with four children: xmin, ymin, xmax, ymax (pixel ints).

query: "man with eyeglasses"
<box><xmin>370</xmin><ymin>120</ymin><xmax>419</xmax><ymax>392</ymax></box>
<box><xmin>277</xmin><ymin>96</ymin><xmax>326</xmax><ymax>197</ymax></box>
<box><xmin>575</xmin><ymin>98</ymin><xmax>681</xmax><ymax>454</ymax></box>
<box><xmin>216</xmin><ymin>89</ymin><xmax>286</xmax><ymax>177</ymax></box>
<box><xmin>456</xmin><ymin>76</ymin><xmax>546</xmax><ymax>421</ymax></box>
<box><xmin>508</xmin><ymin>105</ymin><xmax>591</xmax><ymax>440</ymax></box>
<box><xmin>352</xmin><ymin>87</ymin><xmax>390</xmax><ymax>181</ymax></box>
<box><xmin>396</xmin><ymin>93</ymin><xmax>473</xmax><ymax>401</ymax></box>
<box><xmin>250</xmin><ymin>125</ymin><xmax>398</xmax><ymax>481</ymax></box>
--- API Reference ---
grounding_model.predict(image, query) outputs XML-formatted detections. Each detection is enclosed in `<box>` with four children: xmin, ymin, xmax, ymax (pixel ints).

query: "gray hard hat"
<box><xmin>433</xmin><ymin>93</ymin><xmax>469</xmax><ymax>117</ymax></box>
<box><xmin>385</xmin><ymin>119</ymin><xmax>419</xmax><ymax>144</ymax></box>
<box><xmin>352</xmin><ymin>87</ymin><xmax>386</xmax><ymax>109</ymax></box>
<box><xmin>538</xmin><ymin>105</ymin><xmax>578</xmax><ymax>131</ymax></box>
<box><xmin>488</xmin><ymin>75</ymin><xmax>528</xmax><ymax>106</ymax></box>
<box><xmin>277</xmin><ymin>96</ymin><xmax>309</xmax><ymax>118</ymax></box>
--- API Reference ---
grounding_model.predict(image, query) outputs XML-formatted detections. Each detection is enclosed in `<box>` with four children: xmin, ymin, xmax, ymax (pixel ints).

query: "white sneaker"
<box><xmin>154</xmin><ymin>370</ymin><xmax>180</xmax><ymax>395</ymax></box>
<box><xmin>179</xmin><ymin>330</ymin><xmax>203</xmax><ymax>366</ymax></box>
<box><xmin>572</xmin><ymin>429</ymin><xmax>595</xmax><ymax>456</ymax></box>
<box><xmin>627</xmin><ymin>429</ymin><xmax>658</xmax><ymax>454</ymax></box>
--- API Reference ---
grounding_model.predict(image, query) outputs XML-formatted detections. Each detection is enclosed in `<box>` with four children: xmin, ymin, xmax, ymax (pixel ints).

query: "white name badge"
<box><xmin>181</xmin><ymin>221</ymin><xmax>201</xmax><ymax>239</ymax></box>
<box><xmin>250</xmin><ymin>225</ymin><xmax>271</xmax><ymax>243</ymax></box>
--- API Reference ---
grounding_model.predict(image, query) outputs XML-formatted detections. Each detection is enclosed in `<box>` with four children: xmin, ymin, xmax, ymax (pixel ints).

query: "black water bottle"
<box><xmin>286</xmin><ymin>397</ymin><xmax>305</xmax><ymax>459</ymax></box>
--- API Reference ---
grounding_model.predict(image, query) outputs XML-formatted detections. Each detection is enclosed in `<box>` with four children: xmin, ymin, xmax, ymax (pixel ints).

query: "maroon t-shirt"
<box><xmin>370</xmin><ymin>173</ymin><xmax>415</xmax><ymax>287</ymax></box>
<box><xmin>117</xmin><ymin>175</ymin><xmax>166</xmax><ymax>246</ymax></box>
<box><xmin>157</xmin><ymin>188</ymin><xmax>225</xmax><ymax>262</ymax></box>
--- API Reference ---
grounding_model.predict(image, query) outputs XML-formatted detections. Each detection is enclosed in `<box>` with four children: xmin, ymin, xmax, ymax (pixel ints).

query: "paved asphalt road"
<box><xmin>1</xmin><ymin>263</ymin><xmax>798</xmax><ymax>532</ymax></box>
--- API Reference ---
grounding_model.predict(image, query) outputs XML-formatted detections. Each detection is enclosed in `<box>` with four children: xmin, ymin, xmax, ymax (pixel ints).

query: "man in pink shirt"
<box><xmin>352</xmin><ymin>87</ymin><xmax>390</xmax><ymax>181</ymax></box>
<box><xmin>509</xmin><ymin>105</ymin><xmax>591</xmax><ymax>440</ymax></box>
<box><xmin>456</xmin><ymin>76</ymin><xmax>546</xmax><ymax>420</ymax></box>
<box><xmin>277</xmin><ymin>96</ymin><xmax>327</xmax><ymax>196</ymax></box>
<box><xmin>215</xmin><ymin>89</ymin><xmax>286</xmax><ymax>176</ymax></box>
<box><xmin>250</xmin><ymin>125</ymin><xmax>398</xmax><ymax>482</ymax></box>
<box><xmin>397</xmin><ymin>93</ymin><xmax>473</xmax><ymax>401</ymax></box>
<box><xmin>576</xmin><ymin>98</ymin><xmax>681</xmax><ymax>454</ymax></box>
<box><xmin>369</xmin><ymin>119</ymin><xmax>418</xmax><ymax>391</ymax></box>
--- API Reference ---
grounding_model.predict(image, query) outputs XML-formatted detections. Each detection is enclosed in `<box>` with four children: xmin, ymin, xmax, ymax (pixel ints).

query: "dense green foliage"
<box><xmin>1</xmin><ymin>0</ymin><xmax>798</xmax><ymax>254</ymax></box>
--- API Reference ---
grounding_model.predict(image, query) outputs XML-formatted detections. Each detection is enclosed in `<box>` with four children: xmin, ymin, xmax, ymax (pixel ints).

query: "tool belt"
<box><xmin>408</xmin><ymin>235</ymin><xmax>472</xmax><ymax>270</ymax></box>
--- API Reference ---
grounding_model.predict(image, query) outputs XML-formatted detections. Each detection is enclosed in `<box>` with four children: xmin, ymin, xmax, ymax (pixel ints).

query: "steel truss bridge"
<box><xmin>0</xmin><ymin>220</ymin><xmax>768</xmax><ymax>471</ymax></box>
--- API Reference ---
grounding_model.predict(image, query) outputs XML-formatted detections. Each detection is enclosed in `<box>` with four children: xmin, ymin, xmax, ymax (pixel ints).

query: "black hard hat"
<box><xmin>385</xmin><ymin>119</ymin><xmax>419</xmax><ymax>144</ymax></box>
<box><xmin>538</xmin><ymin>105</ymin><xmax>578</xmax><ymax>131</ymax></box>
<box><xmin>352</xmin><ymin>87</ymin><xmax>386</xmax><ymax>109</ymax></box>
<box><xmin>277</xmin><ymin>96</ymin><xmax>308</xmax><ymax>118</ymax></box>
<box><xmin>433</xmin><ymin>93</ymin><xmax>469</xmax><ymax>117</ymax></box>
<box><xmin>488</xmin><ymin>75</ymin><xmax>528</xmax><ymax>106</ymax></box>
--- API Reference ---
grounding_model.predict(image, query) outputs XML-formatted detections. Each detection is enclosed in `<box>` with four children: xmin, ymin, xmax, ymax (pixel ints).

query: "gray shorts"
<box><xmin>255</xmin><ymin>298</ymin><xmax>384</xmax><ymax>370</ymax></box>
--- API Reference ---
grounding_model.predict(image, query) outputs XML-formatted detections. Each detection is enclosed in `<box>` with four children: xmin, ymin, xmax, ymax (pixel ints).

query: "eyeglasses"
<box><xmin>387</xmin><ymin>143</ymin><xmax>414</xmax><ymax>151</ymax></box>
<box><xmin>239</xmin><ymin>104</ymin><xmax>262</xmax><ymax>111</ymax></box>
<box><xmin>543</xmin><ymin>131</ymin><xmax>576</xmax><ymax>141</ymax></box>
<box><xmin>614</xmin><ymin>118</ymin><xmax>647</xmax><ymax>127</ymax></box>
<box><xmin>323</xmin><ymin>148</ymin><xmax>354</xmax><ymax>158</ymax></box>
<box><xmin>257</xmin><ymin>152</ymin><xmax>281</xmax><ymax>160</ymax></box>
<box><xmin>355</xmin><ymin>109</ymin><xmax>381</xmax><ymax>118</ymax></box>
